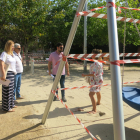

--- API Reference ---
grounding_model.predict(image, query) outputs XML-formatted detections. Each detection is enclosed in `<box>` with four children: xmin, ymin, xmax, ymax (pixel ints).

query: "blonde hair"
<box><xmin>4</xmin><ymin>40</ymin><xmax>14</xmax><ymax>55</ymax></box>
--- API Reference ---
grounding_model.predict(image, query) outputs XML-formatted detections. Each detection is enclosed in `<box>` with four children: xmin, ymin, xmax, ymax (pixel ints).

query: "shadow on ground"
<box><xmin>0</xmin><ymin>123</ymin><xmax>43</xmax><ymax>140</ymax></box>
<box><xmin>23</xmin><ymin>105</ymin><xmax>91</xmax><ymax>120</ymax></box>
<box><xmin>3</xmin><ymin>122</ymin><xmax>139</xmax><ymax>140</ymax></box>
<box><xmin>74</xmin><ymin>123</ymin><xmax>140</xmax><ymax>140</ymax></box>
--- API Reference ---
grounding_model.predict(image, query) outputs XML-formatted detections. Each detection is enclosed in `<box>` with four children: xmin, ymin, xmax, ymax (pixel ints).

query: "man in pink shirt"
<box><xmin>48</xmin><ymin>42</ymin><xmax>70</xmax><ymax>102</ymax></box>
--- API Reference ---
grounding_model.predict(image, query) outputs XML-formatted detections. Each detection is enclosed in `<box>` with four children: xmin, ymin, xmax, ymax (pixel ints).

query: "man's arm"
<box><xmin>48</xmin><ymin>61</ymin><xmax>52</xmax><ymax>75</ymax></box>
<box><xmin>65</xmin><ymin>61</ymin><xmax>70</xmax><ymax>76</ymax></box>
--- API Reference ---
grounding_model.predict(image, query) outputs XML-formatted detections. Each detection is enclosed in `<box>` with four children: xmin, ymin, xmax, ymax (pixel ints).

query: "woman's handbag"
<box><xmin>0</xmin><ymin>53</ymin><xmax>9</xmax><ymax>79</ymax></box>
<box><xmin>85</xmin><ymin>76</ymin><xmax>91</xmax><ymax>85</ymax></box>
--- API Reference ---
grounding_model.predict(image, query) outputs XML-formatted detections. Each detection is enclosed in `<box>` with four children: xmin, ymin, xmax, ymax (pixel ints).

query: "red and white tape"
<box><xmin>68</xmin><ymin>56</ymin><xmax>107</xmax><ymax>63</ymax></box>
<box><xmin>51</xmin><ymin>90</ymin><xmax>97</xmax><ymax>140</ymax></box>
<box><xmin>23</xmin><ymin>53</ymin><xmax>140</xmax><ymax>59</ymax></box>
<box><xmin>57</xmin><ymin>81</ymin><xmax>140</xmax><ymax>91</ymax></box>
<box><xmin>68</xmin><ymin>53</ymin><xmax>140</xmax><ymax>58</ymax></box>
<box><xmin>119</xmin><ymin>6</ymin><xmax>140</xmax><ymax>11</ymax></box>
<box><xmin>77</xmin><ymin>6</ymin><xmax>105</xmax><ymax>16</ymax></box>
<box><xmin>68</xmin><ymin>56</ymin><xmax>140</xmax><ymax>65</ymax></box>
<box><xmin>77</xmin><ymin>5</ymin><xmax>140</xmax><ymax>16</ymax></box>
<box><xmin>54</xmin><ymin>54</ymin><xmax>140</xmax><ymax>68</ymax></box>
<box><xmin>77</xmin><ymin>12</ymin><xmax>140</xmax><ymax>24</ymax></box>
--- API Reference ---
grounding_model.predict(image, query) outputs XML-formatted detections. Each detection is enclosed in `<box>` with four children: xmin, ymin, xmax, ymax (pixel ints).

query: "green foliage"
<box><xmin>0</xmin><ymin>0</ymin><xmax>140</xmax><ymax>53</ymax></box>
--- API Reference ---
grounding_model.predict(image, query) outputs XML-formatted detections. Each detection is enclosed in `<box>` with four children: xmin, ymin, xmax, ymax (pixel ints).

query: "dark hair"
<box><xmin>56</xmin><ymin>42</ymin><xmax>63</xmax><ymax>49</ymax></box>
<box><xmin>92</xmin><ymin>49</ymin><xmax>102</xmax><ymax>54</ymax></box>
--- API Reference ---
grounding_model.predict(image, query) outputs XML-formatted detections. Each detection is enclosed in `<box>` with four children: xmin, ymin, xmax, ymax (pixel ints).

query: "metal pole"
<box><xmin>41</xmin><ymin>0</ymin><xmax>87</xmax><ymax>124</ymax></box>
<box><xmin>84</xmin><ymin>0</ymin><xmax>87</xmax><ymax>71</ymax></box>
<box><xmin>106</xmin><ymin>0</ymin><xmax>126</xmax><ymax>140</ymax></box>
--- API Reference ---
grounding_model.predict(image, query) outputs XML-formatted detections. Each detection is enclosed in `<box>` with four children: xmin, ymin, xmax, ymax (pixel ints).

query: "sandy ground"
<box><xmin>0</xmin><ymin>63</ymin><xmax>140</xmax><ymax>140</ymax></box>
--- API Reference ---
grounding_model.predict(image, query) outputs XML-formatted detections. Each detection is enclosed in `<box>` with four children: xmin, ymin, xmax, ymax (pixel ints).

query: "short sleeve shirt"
<box><xmin>0</xmin><ymin>52</ymin><xmax>17</xmax><ymax>74</ymax></box>
<box><xmin>13</xmin><ymin>51</ymin><xmax>23</xmax><ymax>73</ymax></box>
<box><xmin>49</xmin><ymin>51</ymin><xmax>65</xmax><ymax>75</ymax></box>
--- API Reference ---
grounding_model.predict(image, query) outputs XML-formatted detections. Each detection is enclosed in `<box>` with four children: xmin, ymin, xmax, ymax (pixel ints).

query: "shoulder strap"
<box><xmin>14</xmin><ymin>51</ymin><xmax>21</xmax><ymax>61</ymax></box>
<box><xmin>17</xmin><ymin>54</ymin><xmax>21</xmax><ymax>61</ymax></box>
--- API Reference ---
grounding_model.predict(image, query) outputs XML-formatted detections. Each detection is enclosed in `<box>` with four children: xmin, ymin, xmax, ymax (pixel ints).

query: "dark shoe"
<box><xmin>53</xmin><ymin>96</ymin><xmax>57</xmax><ymax>101</ymax></box>
<box><xmin>62</xmin><ymin>97</ymin><xmax>67</xmax><ymax>102</ymax></box>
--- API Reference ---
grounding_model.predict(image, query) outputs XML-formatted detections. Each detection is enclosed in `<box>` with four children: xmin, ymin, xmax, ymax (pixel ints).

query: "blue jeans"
<box><xmin>14</xmin><ymin>73</ymin><xmax>22</xmax><ymax>100</ymax></box>
<box><xmin>53</xmin><ymin>75</ymin><xmax>65</xmax><ymax>98</ymax></box>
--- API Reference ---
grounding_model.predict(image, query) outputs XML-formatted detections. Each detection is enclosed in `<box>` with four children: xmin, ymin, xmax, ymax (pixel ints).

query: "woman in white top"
<box><xmin>0</xmin><ymin>40</ymin><xmax>17</xmax><ymax>112</ymax></box>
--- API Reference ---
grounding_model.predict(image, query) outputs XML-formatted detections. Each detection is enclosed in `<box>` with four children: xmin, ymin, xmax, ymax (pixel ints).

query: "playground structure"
<box><xmin>41</xmin><ymin>0</ymin><xmax>125</xmax><ymax>140</ymax></box>
<box><xmin>21</xmin><ymin>0</ymin><xmax>140</xmax><ymax>139</ymax></box>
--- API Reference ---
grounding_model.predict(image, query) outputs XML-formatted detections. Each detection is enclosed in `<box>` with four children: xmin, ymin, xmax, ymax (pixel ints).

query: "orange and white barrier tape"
<box><xmin>54</xmin><ymin>54</ymin><xmax>140</xmax><ymax>68</ymax></box>
<box><xmin>77</xmin><ymin>2</ymin><xmax>117</xmax><ymax>16</ymax></box>
<box><xmin>68</xmin><ymin>56</ymin><xmax>140</xmax><ymax>65</ymax></box>
<box><xmin>119</xmin><ymin>7</ymin><xmax>140</xmax><ymax>11</ymax></box>
<box><xmin>77</xmin><ymin>12</ymin><xmax>140</xmax><ymax>24</ymax></box>
<box><xmin>68</xmin><ymin>53</ymin><xmax>140</xmax><ymax>58</ymax></box>
<box><xmin>68</xmin><ymin>56</ymin><xmax>107</xmax><ymax>64</ymax></box>
<box><xmin>77</xmin><ymin>5</ymin><xmax>140</xmax><ymax>16</ymax></box>
<box><xmin>76</xmin><ymin>6</ymin><xmax>105</xmax><ymax>16</ymax></box>
<box><xmin>57</xmin><ymin>81</ymin><xmax>140</xmax><ymax>91</ymax></box>
<box><xmin>77</xmin><ymin>2</ymin><xmax>140</xmax><ymax>24</ymax></box>
<box><xmin>51</xmin><ymin>90</ymin><xmax>97</xmax><ymax>140</ymax></box>
<box><xmin>23</xmin><ymin>53</ymin><xmax>140</xmax><ymax>59</ymax></box>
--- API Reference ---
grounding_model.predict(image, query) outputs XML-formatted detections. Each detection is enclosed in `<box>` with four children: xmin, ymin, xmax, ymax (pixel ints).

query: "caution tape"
<box><xmin>106</xmin><ymin>2</ymin><xmax>117</xmax><ymax>8</ymax></box>
<box><xmin>68</xmin><ymin>53</ymin><xmax>140</xmax><ymax>58</ymax></box>
<box><xmin>119</xmin><ymin>6</ymin><xmax>140</xmax><ymax>11</ymax></box>
<box><xmin>68</xmin><ymin>56</ymin><xmax>140</xmax><ymax>65</ymax></box>
<box><xmin>57</xmin><ymin>81</ymin><xmax>140</xmax><ymax>91</ymax></box>
<box><xmin>23</xmin><ymin>53</ymin><xmax>140</xmax><ymax>59</ymax></box>
<box><xmin>76</xmin><ymin>6</ymin><xmax>105</xmax><ymax>16</ymax></box>
<box><xmin>77</xmin><ymin>12</ymin><xmax>140</xmax><ymax>24</ymax></box>
<box><xmin>54</xmin><ymin>54</ymin><xmax>140</xmax><ymax>68</ymax></box>
<box><xmin>51</xmin><ymin>90</ymin><xmax>97</xmax><ymax>140</ymax></box>
<box><xmin>77</xmin><ymin>5</ymin><xmax>140</xmax><ymax>16</ymax></box>
<box><xmin>77</xmin><ymin>3</ymin><xmax>140</xmax><ymax>24</ymax></box>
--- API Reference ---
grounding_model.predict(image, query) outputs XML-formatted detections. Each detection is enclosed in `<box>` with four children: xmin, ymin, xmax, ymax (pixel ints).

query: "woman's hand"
<box><xmin>82</xmin><ymin>74</ymin><xmax>85</xmax><ymax>77</ymax></box>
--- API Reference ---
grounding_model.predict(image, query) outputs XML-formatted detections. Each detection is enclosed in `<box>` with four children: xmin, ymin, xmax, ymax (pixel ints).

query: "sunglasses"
<box><xmin>17</xmin><ymin>48</ymin><xmax>21</xmax><ymax>50</ymax></box>
<box><xmin>59</xmin><ymin>47</ymin><xmax>63</xmax><ymax>49</ymax></box>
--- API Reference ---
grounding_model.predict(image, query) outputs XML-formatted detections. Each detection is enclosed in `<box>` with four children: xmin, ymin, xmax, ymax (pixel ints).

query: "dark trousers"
<box><xmin>53</xmin><ymin>75</ymin><xmax>65</xmax><ymax>98</ymax></box>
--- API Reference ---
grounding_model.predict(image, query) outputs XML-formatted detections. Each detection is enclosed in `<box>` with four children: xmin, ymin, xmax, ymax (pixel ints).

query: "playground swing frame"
<box><xmin>41</xmin><ymin>0</ymin><xmax>126</xmax><ymax>140</ymax></box>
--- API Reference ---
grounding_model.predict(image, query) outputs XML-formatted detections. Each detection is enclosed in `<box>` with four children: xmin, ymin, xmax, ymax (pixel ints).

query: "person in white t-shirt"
<box><xmin>13</xmin><ymin>43</ymin><xmax>23</xmax><ymax>102</ymax></box>
<box><xmin>0</xmin><ymin>40</ymin><xmax>17</xmax><ymax>112</ymax></box>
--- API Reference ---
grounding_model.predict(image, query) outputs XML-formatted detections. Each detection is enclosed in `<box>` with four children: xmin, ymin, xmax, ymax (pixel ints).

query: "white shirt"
<box><xmin>13</xmin><ymin>51</ymin><xmax>23</xmax><ymax>73</ymax></box>
<box><xmin>0</xmin><ymin>52</ymin><xmax>17</xmax><ymax>74</ymax></box>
